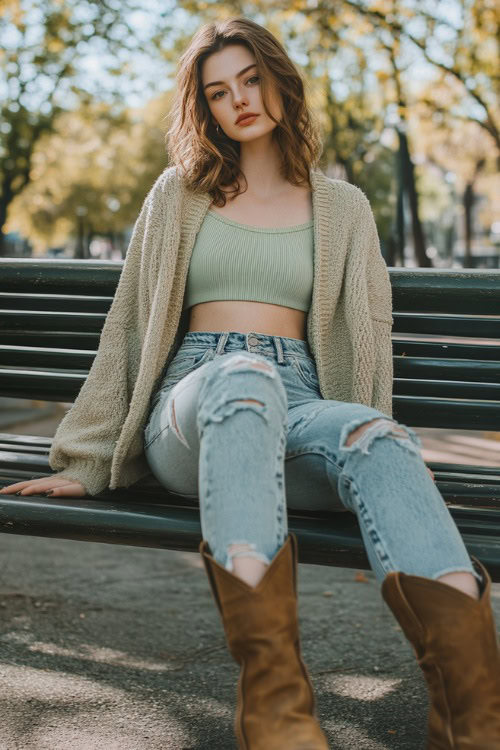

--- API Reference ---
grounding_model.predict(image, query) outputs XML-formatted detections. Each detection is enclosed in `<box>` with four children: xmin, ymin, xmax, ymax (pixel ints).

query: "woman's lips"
<box><xmin>236</xmin><ymin>114</ymin><xmax>259</xmax><ymax>126</ymax></box>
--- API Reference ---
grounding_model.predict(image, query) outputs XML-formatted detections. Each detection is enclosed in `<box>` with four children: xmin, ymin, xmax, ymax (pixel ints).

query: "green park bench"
<box><xmin>0</xmin><ymin>259</ymin><xmax>499</xmax><ymax>578</ymax></box>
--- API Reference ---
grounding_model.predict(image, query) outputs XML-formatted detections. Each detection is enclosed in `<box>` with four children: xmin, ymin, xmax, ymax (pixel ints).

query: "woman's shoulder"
<box><xmin>149</xmin><ymin>165</ymin><xmax>181</xmax><ymax>196</ymax></box>
<box><xmin>319</xmin><ymin>173</ymin><xmax>372</xmax><ymax>210</ymax></box>
<box><xmin>136</xmin><ymin>166</ymin><xmax>184</xmax><ymax>216</ymax></box>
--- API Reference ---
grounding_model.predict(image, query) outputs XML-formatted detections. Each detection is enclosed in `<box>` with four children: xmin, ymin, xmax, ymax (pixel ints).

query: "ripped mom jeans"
<box><xmin>143</xmin><ymin>331</ymin><xmax>480</xmax><ymax>586</ymax></box>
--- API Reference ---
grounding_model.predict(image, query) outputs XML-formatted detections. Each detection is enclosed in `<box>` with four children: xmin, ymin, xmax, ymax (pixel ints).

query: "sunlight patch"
<box><xmin>323</xmin><ymin>673</ymin><xmax>402</xmax><ymax>701</ymax></box>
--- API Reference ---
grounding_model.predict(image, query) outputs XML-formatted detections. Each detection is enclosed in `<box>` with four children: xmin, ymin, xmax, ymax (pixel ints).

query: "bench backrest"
<box><xmin>0</xmin><ymin>259</ymin><xmax>499</xmax><ymax>431</ymax></box>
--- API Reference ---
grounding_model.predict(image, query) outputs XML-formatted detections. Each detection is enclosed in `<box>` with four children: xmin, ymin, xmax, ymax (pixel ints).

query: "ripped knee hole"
<box><xmin>345</xmin><ymin>418</ymin><xmax>409</xmax><ymax>447</ymax></box>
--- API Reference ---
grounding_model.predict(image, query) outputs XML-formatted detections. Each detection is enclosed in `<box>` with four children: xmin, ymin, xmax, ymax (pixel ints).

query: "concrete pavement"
<box><xmin>1</xmin><ymin>533</ymin><xmax>453</xmax><ymax>750</ymax></box>
<box><xmin>0</xmin><ymin>406</ymin><xmax>499</xmax><ymax>749</ymax></box>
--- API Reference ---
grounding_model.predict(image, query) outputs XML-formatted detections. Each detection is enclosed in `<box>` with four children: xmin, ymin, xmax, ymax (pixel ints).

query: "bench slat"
<box><xmin>390</xmin><ymin>268</ymin><xmax>500</xmax><ymax>314</ymax></box>
<box><xmin>2</xmin><ymin>349</ymin><xmax>499</xmax><ymax>386</ymax></box>
<box><xmin>393</xmin><ymin>341</ymin><xmax>500</xmax><ymax>361</ymax></box>
<box><xmin>393</xmin><ymin>396</ymin><xmax>500</xmax><ymax>430</ymax></box>
<box><xmin>0</xmin><ymin>332</ymin><xmax>100</xmax><ymax>349</ymax></box>
<box><xmin>0</xmin><ymin>258</ymin><xmax>120</xmax><ymax>295</ymax></box>
<box><xmin>0</xmin><ymin>434</ymin><xmax>498</xmax><ymax>480</ymax></box>
<box><xmin>2</xmin><ymin>372</ymin><xmax>499</xmax><ymax>427</ymax></box>
<box><xmin>393</xmin><ymin>378</ymin><xmax>500</xmax><ymax>399</ymax></box>
<box><xmin>0</xmin><ymin>493</ymin><xmax>499</xmax><ymax>580</ymax></box>
<box><xmin>2</xmin><ymin>261</ymin><xmax>499</xmax><ymax>312</ymax></box>
<box><xmin>1</xmin><ymin>442</ymin><xmax>498</xmax><ymax>507</ymax></box>
<box><xmin>2</xmin><ymin>309</ymin><xmax>498</xmax><ymax>339</ymax></box>
<box><xmin>1</xmin><ymin>467</ymin><xmax>498</xmax><ymax>509</ymax></box>
<box><xmin>0</xmin><ymin>384</ymin><xmax>499</xmax><ymax>429</ymax></box>
<box><xmin>0</xmin><ymin>292</ymin><xmax>112</xmax><ymax>314</ymax></box>
<box><xmin>429</xmin><ymin>462</ymin><xmax>500</xmax><ymax>479</ymax></box>
<box><xmin>0</xmin><ymin>345</ymin><xmax>95</xmax><ymax>370</ymax></box>
<box><xmin>5</xmin><ymin>337</ymin><xmax>498</xmax><ymax>362</ymax></box>
<box><xmin>393</xmin><ymin>313</ymin><xmax>500</xmax><ymax>338</ymax></box>
<box><xmin>0</xmin><ymin>310</ymin><xmax>106</xmax><ymax>332</ymax></box>
<box><xmin>395</xmin><ymin>357</ymin><xmax>500</xmax><ymax>383</ymax></box>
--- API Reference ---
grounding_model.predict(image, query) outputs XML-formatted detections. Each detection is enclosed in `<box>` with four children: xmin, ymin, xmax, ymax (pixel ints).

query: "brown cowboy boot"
<box><xmin>199</xmin><ymin>532</ymin><xmax>329</xmax><ymax>749</ymax></box>
<box><xmin>381</xmin><ymin>556</ymin><xmax>500</xmax><ymax>749</ymax></box>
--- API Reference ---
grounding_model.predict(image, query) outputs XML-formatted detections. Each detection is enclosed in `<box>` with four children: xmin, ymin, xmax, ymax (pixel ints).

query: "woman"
<box><xmin>2</xmin><ymin>17</ymin><xmax>499</xmax><ymax>750</ymax></box>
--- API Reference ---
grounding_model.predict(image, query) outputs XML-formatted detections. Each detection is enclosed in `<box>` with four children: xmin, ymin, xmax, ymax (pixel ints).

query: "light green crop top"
<box><xmin>182</xmin><ymin>210</ymin><xmax>314</xmax><ymax>312</ymax></box>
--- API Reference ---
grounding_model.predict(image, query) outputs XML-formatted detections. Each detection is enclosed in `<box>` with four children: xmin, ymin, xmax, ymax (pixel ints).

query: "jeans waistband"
<box><xmin>180</xmin><ymin>331</ymin><xmax>312</xmax><ymax>364</ymax></box>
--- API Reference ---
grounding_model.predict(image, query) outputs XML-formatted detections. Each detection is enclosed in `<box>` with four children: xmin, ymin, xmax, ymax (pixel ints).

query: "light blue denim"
<box><xmin>143</xmin><ymin>331</ymin><xmax>480</xmax><ymax>585</ymax></box>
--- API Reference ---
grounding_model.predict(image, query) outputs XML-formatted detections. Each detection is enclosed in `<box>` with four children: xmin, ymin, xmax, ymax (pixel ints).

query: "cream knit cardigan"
<box><xmin>49</xmin><ymin>165</ymin><xmax>394</xmax><ymax>496</ymax></box>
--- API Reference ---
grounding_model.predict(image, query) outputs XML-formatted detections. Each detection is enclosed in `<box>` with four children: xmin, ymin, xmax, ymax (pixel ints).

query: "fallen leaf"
<box><xmin>354</xmin><ymin>571</ymin><xmax>369</xmax><ymax>583</ymax></box>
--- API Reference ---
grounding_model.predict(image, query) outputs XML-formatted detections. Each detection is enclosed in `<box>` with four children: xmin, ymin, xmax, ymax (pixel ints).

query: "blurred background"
<box><xmin>1</xmin><ymin>0</ymin><xmax>499</xmax><ymax>460</ymax></box>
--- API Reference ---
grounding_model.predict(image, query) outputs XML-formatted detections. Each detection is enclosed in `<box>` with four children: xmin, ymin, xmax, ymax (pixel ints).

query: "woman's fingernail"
<box><xmin>44</xmin><ymin>490</ymin><xmax>54</xmax><ymax>496</ymax></box>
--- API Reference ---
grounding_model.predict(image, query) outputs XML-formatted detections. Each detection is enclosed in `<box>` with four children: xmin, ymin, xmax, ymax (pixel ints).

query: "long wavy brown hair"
<box><xmin>165</xmin><ymin>17</ymin><xmax>324</xmax><ymax>206</ymax></box>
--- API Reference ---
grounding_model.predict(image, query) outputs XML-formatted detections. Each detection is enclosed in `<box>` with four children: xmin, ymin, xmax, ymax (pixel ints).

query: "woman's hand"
<box><xmin>0</xmin><ymin>476</ymin><xmax>87</xmax><ymax>497</ymax></box>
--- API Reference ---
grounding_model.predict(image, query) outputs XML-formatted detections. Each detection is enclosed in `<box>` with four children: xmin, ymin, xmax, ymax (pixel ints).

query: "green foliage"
<box><xmin>1</xmin><ymin>0</ymin><xmax>498</xmax><ymax>260</ymax></box>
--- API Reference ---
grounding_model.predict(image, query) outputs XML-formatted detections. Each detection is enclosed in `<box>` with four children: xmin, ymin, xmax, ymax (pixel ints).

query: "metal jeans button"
<box><xmin>248</xmin><ymin>336</ymin><xmax>259</xmax><ymax>346</ymax></box>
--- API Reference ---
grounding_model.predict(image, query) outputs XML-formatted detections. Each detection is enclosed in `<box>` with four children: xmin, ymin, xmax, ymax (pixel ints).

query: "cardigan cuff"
<box><xmin>51</xmin><ymin>462</ymin><xmax>110</xmax><ymax>497</ymax></box>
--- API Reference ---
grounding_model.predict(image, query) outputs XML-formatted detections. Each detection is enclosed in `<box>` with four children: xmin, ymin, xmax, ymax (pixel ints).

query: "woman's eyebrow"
<box><xmin>204</xmin><ymin>63</ymin><xmax>257</xmax><ymax>91</ymax></box>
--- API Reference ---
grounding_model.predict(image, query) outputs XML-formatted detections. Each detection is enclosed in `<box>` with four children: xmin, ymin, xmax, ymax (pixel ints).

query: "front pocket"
<box><xmin>165</xmin><ymin>347</ymin><xmax>215</xmax><ymax>379</ymax></box>
<box><xmin>290</xmin><ymin>356</ymin><xmax>320</xmax><ymax>390</ymax></box>
<box><xmin>165</xmin><ymin>354</ymin><xmax>198</xmax><ymax>378</ymax></box>
<box><xmin>143</xmin><ymin>407</ymin><xmax>166</xmax><ymax>450</ymax></box>
<box><xmin>149</xmin><ymin>348</ymin><xmax>215</xmax><ymax>412</ymax></box>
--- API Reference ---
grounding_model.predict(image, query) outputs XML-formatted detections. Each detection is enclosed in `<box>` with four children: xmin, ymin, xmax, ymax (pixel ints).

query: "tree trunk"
<box><xmin>0</xmin><ymin>177</ymin><xmax>14</xmax><ymax>257</ymax></box>
<box><xmin>396</xmin><ymin>150</ymin><xmax>405</xmax><ymax>266</ymax></box>
<box><xmin>397</xmin><ymin>126</ymin><xmax>431</xmax><ymax>267</ymax></box>
<box><xmin>463</xmin><ymin>182</ymin><xmax>474</xmax><ymax>268</ymax></box>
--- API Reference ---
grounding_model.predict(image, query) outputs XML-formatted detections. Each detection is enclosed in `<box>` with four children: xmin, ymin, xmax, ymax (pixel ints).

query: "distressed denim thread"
<box><xmin>225</xmin><ymin>542</ymin><xmax>272</xmax><ymax>573</ymax></box>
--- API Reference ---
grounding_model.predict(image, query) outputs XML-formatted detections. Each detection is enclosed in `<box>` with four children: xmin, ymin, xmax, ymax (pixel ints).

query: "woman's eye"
<box><xmin>212</xmin><ymin>76</ymin><xmax>259</xmax><ymax>100</ymax></box>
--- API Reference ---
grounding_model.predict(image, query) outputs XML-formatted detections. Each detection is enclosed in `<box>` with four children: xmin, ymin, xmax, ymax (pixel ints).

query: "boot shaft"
<box><xmin>200</xmin><ymin>535</ymin><xmax>300</xmax><ymax>660</ymax></box>
<box><xmin>381</xmin><ymin>557</ymin><xmax>500</xmax><ymax>746</ymax></box>
<box><xmin>199</xmin><ymin>533</ymin><xmax>330</xmax><ymax>750</ymax></box>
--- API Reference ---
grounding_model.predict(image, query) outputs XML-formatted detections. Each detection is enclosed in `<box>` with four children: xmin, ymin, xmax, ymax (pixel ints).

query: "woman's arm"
<box><xmin>359</xmin><ymin>196</ymin><xmax>394</xmax><ymax>418</ymax></box>
<box><xmin>47</xmin><ymin>179</ymin><xmax>166</xmax><ymax>495</ymax></box>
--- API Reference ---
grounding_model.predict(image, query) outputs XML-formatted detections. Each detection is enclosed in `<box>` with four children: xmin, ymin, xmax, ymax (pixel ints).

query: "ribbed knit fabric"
<box><xmin>48</xmin><ymin>165</ymin><xmax>394</xmax><ymax>497</ymax></box>
<box><xmin>183</xmin><ymin>210</ymin><xmax>314</xmax><ymax>312</ymax></box>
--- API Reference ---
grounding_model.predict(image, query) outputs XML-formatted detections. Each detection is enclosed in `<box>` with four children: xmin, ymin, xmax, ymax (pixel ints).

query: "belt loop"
<box><xmin>215</xmin><ymin>332</ymin><xmax>228</xmax><ymax>355</ymax></box>
<box><xmin>274</xmin><ymin>336</ymin><xmax>284</xmax><ymax>364</ymax></box>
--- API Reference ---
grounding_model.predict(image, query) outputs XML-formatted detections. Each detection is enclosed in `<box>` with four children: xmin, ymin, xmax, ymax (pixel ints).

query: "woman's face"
<box><xmin>202</xmin><ymin>44</ymin><xmax>282</xmax><ymax>142</ymax></box>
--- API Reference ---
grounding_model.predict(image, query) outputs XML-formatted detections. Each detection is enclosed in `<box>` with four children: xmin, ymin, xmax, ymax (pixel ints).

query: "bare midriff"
<box><xmin>187</xmin><ymin>300</ymin><xmax>308</xmax><ymax>341</ymax></box>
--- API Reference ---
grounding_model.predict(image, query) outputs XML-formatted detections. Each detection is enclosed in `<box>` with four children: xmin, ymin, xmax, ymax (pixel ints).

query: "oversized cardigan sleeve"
<box><xmin>48</xmin><ymin>178</ymin><xmax>166</xmax><ymax>496</ymax></box>
<box><xmin>359</xmin><ymin>196</ymin><xmax>394</xmax><ymax>418</ymax></box>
